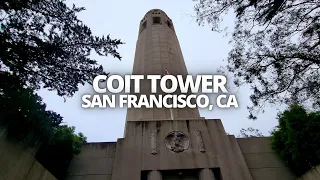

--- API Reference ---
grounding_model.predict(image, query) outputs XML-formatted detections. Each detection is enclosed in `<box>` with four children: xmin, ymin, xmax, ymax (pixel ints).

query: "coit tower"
<box><xmin>126</xmin><ymin>9</ymin><xmax>201</xmax><ymax>122</ymax></box>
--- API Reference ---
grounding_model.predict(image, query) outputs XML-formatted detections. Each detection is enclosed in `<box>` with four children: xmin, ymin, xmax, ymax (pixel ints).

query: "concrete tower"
<box><xmin>126</xmin><ymin>9</ymin><xmax>201</xmax><ymax>122</ymax></box>
<box><xmin>66</xmin><ymin>9</ymin><xmax>296</xmax><ymax>180</ymax></box>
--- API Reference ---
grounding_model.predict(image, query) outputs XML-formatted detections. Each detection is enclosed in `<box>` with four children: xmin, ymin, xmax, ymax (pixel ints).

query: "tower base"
<box><xmin>66</xmin><ymin>119</ymin><xmax>295</xmax><ymax>180</ymax></box>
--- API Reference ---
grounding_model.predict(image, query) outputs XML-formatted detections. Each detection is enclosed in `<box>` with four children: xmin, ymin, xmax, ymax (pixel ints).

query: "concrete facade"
<box><xmin>0</xmin><ymin>126</ymin><xmax>56</xmax><ymax>180</ymax></box>
<box><xmin>237</xmin><ymin>137</ymin><xmax>296</xmax><ymax>180</ymax></box>
<box><xmin>112</xmin><ymin>119</ymin><xmax>253</xmax><ymax>180</ymax></box>
<box><xmin>67</xmin><ymin>143</ymin><xmax>116</xmax><ymax>180</ymax></box>
<box><xmin>297</xmin><ymin>165</ymin><xmax>320</xmax><ymax>180</ymax></box>
<box><xmin>126</xmin><ymin>9</ymin><xmax>201</xmax><ymax>122</ymax></box>
<box><xmin>67</xmin><ymin>120</ymin><xmax>295</xmax><ymax>180</ymax></box>
<box><xmin>66</xmin><ymin>9</ymin><xmax>296</xmax><ymax>180</ymax></box>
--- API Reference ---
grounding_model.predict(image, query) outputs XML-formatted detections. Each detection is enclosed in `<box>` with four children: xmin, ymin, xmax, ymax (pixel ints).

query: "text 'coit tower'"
<box><xmin>126</xmin><ymin>9</ymin><xmax>201</xmax><ymax>122</ymax></box>
<box><xmin>66</xmin><ymin>9</ymin><xmax>294</xmax><ymax>180</ymax></box>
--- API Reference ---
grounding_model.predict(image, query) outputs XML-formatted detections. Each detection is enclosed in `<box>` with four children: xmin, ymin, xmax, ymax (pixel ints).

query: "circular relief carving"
<box><xmin>165</xmin><ymin>131</ymin><xmax>189</xmax><ymax>153</ymax></box>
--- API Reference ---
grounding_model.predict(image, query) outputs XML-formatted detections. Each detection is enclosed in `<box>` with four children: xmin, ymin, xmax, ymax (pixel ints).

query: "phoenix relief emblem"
<box><xmin>165</xmin><ymin>131</ymin><xmax>189</xmax><ymax>153</ymax></box>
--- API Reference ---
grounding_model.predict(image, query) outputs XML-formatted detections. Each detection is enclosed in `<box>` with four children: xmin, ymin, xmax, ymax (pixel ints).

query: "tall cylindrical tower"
<box><xmin>126</xmin><ymin>9</ymin><xmax>201</xmax><ymax>122</ymax></box>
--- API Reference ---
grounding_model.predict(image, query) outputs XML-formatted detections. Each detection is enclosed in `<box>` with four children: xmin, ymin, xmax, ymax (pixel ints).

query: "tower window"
<box><xmin>167</xmin><ymin>20</ymin><xmax>174</xmax><ymax>31</ymax></box>
<box><xmin>140</xmin><ymin>21</ymin><xmax>147</xmax><ymax>32</ymax></box>
<box><xmin>153</xmin><ymin>17</ymin><xmax>161</xmax><ymax>24</ymax></box>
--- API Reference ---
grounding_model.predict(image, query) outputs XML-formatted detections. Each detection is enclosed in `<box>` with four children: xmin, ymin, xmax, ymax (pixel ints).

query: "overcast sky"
<box><xmin>37</xmin><ymin>0</ymin><xmax>285</xmax><ymax>142</ymax></box>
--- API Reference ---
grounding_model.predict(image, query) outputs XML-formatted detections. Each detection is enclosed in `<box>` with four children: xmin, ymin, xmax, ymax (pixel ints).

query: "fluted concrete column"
<box><xmin>199</xmin><ymin>168</ymin><xmax>216</xmax><ymax>180</ymax></box>
<box><xmin>147</xmin><ymin>170</ymin><xmax>162</xmax><ymax>180</ymax></box>
<box><xmin>125</xmin><ymin>8</ymin><xmax>201</xmax><ymax>122</ymax></box>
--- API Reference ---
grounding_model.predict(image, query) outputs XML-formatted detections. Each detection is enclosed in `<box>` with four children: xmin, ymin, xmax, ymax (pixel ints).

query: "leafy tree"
<box><xmin>36</xmin><ymin>125</ymin><xmax>86</xmax><ymax>179</ymax></box>
<box><xmin>0</xmin><ymin>0</ymin><xmax>123</xmax><ymax>97</ymax></box>
<box><xmin>194</xmin><ymin>0</ymin><xmax>320</xmax><ymax>119</ymax></box>
<box><xmin>237</xmin><ymin>127</ymin><xmax>264</xmax><ymax>138</ymax></box>
<box><xmin>1</xmin><ymin>1</ymin><xmax>94</xmax><ymax>177</ymax></box>
<box><xmin>0</xmin><ymin>71</ymin><xmax>87</xmax><ymax>178</ymax></box>
<box><xmin>0</xmin><ymin>72</ymin><xmax>62</xmax><ymax>146</ymax></box>
<box><xmin>270</xmin><ymin>105</ymin><xmax>320</xmax><ymax>176</ymax></box>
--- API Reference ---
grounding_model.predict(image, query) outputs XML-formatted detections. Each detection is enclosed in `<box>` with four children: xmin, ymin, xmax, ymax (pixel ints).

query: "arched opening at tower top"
<box><xmin>140</xmin><ymin>21</ymin><xmax>147</xmax><ymax>32</ymax></box>
<box><xmin>153</xmin><ymin>17</ymin><xmax>161</xmax><ymax>24</ymax></box>
<box><xmin>167</xmin><ymin>20</ymin><xmax>174</xmax><ymax>31</ymax></box>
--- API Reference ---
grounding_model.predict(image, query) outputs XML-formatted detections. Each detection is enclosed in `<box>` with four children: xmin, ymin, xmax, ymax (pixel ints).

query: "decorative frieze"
<box><xmin>151</xmin><ymin>129</ymin><xmax>158</xmax><ymax>155</ymax></box>
<box><xmin>194</xmin><ymin>130</ymin><xmax>205</xmax><ymax>152</ymax></box>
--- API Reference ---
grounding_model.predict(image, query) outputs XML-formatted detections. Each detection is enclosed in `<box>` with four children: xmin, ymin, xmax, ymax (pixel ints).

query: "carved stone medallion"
<box><xmin>164</xmin><ymin>131</ymin><xmax>189</xmax><ymax>153</ymax></box>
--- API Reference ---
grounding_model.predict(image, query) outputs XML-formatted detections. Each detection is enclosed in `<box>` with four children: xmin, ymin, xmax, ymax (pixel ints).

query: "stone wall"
<box><xmin>297</xmin><ymin>165</ymin><xmax>320</xmax><ymax>180</ymax></box>
<box><xmin>112</xmin><ymin>119</ymin><xmax>254</xmax><ymax>180</ymax></box>
<box><xmin>66</xmin><ymin>142</ymin><xmax>117</xmax><ymax>180</ymax></box>
<box><xmin>236</xmin><ymin>137</ymin><xmax>296</xmax><ymax>180</ymax></box>
<box><xmin>0</xmin><ymin>126</ymin><xmax>56</xmax><ymax>180</ymax></box>
<box><xmin>64</xmin><ymin>122</ymin><xmax>299</xmax><ymax>180</ymax></box>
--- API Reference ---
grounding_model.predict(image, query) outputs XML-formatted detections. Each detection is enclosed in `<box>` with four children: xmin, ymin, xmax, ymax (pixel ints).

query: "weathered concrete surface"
<box><xmin>297</xmin><ymin>165</ymin><xmax>320</xmax><ymax>180</ymax></box>
<box><xmin>236</xmin><ymin>137</ymin><xmax>296</xmax><ymax>180</ymax></box>
<box><xmin>64</xmin><ymin>121</ymin><xmax>297</xmax><ymax>180</ymax></box>
<box><xmin>66</xmin><ymin>142</ymin><xmax>116</xmax><ymax>180</ymax></box>
<box><xmin>126</xmin><ymin>9</ymin><xmax>201</xmax><ymax>122</ymax></box>
<box><xmin>0</xmin><ymin>126</ymin><xmax>56</xmax><ymax>180</ymax></box>
<box><xmin>65</xmin><ymin>121</ymin><xmax>297</xmax><ymax>180</ymax></box>
<box><xmin>112</xmin><ymin>119</ymin><xmax>253</xmax><ymax>180</ymax></box>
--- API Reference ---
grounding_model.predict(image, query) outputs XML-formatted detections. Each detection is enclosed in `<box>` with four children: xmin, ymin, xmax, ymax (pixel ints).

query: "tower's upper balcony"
<box><xmin>139</xmin><ymin>9</ymin><xmax>175</xmax><ymax>34</ymax></box>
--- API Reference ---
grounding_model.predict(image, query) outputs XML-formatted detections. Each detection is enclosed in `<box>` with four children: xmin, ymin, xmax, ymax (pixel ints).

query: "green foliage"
<box><xmin>0</xmin><ymin>72</ymin><xmax>62</xmax><ymax>146</ymax></box>
<box><xmin>1</xmin><ymin>0</ymin><xmax>103</xmax><ymax>178</ymax></box>
<box><xmin>194</xmin><ymin>0</ymin><xmax>320</xmax><ymax>119</ymax></box>
<box><xmin>270</xmin><ymin>105</ymin><xmax>320</xmax><ymax>176</ymax></box>
<box><xmin>0</xmin><ymin>0</ymin><xmax>123</xmax><ymax>97</ymax></box>
<box><xmin>36</xmin><ymin>125</ymin><xmax>86</xmax><ymax>179</ymax></box>
<box><xmin>0</xmin><ymin>72</ymin><xmax>86</xmax><ymax>178</ymax></box>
